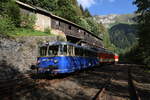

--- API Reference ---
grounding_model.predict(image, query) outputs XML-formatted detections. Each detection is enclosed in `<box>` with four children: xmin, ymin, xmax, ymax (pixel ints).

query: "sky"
<box><xmin>77</xmin><ymin>0</ymin><xmax>137</xmax><ymax>15</ymax></box>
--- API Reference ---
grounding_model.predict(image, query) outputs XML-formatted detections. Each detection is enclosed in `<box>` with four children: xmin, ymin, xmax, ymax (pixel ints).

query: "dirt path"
<box><xmin>1</xmin><ymin>64</ymin><xmax>150</xmax><ymax>100</ymax></box>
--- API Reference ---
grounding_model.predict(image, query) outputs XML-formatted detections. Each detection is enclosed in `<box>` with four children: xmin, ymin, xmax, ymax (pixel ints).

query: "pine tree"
<box><xmin>83</xmin><ymin>8</ymin><xmax>91</xmax><ymax>17</ymax></box>
<box><xmin>134</xmin><ymin>0</ymin><xmax>150</xmax><ymax>65</ymax></box>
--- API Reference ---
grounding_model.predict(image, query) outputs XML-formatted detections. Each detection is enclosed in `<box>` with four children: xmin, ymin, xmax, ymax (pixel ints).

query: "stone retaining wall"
<box><xmin>0</xmin><ymin>35</ymin><xmax>65</xmax><ymax>76</ymax></box>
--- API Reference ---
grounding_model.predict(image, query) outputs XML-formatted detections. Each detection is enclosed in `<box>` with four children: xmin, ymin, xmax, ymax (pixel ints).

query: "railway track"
<box><xmin>0</xmin><ymin>73</ymin><xmax>37</xmax><ymax>100</ymax></box>
<box><xmin>117</xmin><ymin>64</ymin><xmax>142</xmax><ymax>100</ymax></box>
<box><xmin>91</xmin><ymin>67</ymin><xmax>115</xmax><ymax>100</ymax></box>
<box><xmin>36</xmin><ymin>64</ymin><xmax>143</xmax><ymax>100</ymax></box>
<box><xmin>118</xmin><ymin>64</ymin><xmax>141</xmax><ymax>100</ymax></box>
<box><xmin>128</xmin><ymin>66</ymin><xmax>141</xmax><ymax>100</ymax></box>
<box><xmin>92</xmin><ymin>64</ymin><xmax>142</xmax><ymax>100</ymax></box>
<box><xmin>92</xmin><ymin>78</ymin><xmax>111</xmax><ymax>100</ymax></box>
<box><xmin>0</xmin><ymin>64</ymin><xmax>145</xmax><ymax>100</ymax></box>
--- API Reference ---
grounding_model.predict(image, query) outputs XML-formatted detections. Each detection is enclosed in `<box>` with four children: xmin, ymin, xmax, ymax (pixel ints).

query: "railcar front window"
<box><xmin>59</xmin><ymin>45</ymin><xmax>67</xmax><ymax>55</ymax></box>
<box><xmin>39</xmin><ymin>46</ymin><xmax>47</xmax><ymax>56</ymax></box>
<box><xmin>58</xmin><ymin>45</ymin><xmax>67</xmax><ymax>55</ymax></box>
<box><xmin>68</xmin><ymin>45</ymin><xmax>74</xmax><ymax>56</ymax></box>
<box><xmin>48</xmin><ymin>45</ymin><xmax>59</xmax><ymax>56</ymax></box>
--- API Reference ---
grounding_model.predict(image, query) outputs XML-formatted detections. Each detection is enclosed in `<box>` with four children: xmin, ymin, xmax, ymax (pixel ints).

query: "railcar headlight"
<box><xmin>37</xmin><ymin>60</ymin><xmax>40</xmax><ymax>64</ymax></box>
<box><xmin>53</xmin><ymin>59</ymin><xmax>58</xmax><ymax>64</ymax></box>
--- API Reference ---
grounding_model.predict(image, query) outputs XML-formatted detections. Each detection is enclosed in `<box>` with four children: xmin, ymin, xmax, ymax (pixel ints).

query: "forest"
<box><xmin>0</xmin><ymin>0</ymin><xmax>150</xmax><ymax>66</ymax></box>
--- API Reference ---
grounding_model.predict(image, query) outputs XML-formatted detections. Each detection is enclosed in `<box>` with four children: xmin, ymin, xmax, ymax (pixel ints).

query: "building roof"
<box><xmin>16</xmin><ymin>0</ymin><xmax>102</xmax><ymax>40</ymax></box>
<box><xmin>16</xmin><ymin>0</ymin><xmax>36</xmax><ymax>10</ymax></box>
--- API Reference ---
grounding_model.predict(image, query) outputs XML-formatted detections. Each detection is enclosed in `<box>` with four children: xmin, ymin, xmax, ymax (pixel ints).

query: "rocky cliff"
<box><xmin>93</xmin><ymin>14</ymin><xmax>136</xmax><ymax>28</ymax></box>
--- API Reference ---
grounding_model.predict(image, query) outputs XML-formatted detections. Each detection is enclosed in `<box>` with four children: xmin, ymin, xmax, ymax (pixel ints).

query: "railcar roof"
<box><xmin>92</xmin><ymin>47</ymin><xmax>114</xmax><ymax>54</ymax></box>
<box><xmin>40</xmin><ymin>41</ymin><xmax>97</xmax><ymax>52</ymax></box>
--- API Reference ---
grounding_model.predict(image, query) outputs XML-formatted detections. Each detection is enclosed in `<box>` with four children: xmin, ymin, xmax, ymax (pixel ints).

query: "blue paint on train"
<box><xmin>32</xmin><ymin>41</ymin><xmax>100</xmax><ymax>74</ymax></box>
<box><xmin>37</xmin><ymin>56</ymin><xmax>99</xmax><ymax>74</ymax></box>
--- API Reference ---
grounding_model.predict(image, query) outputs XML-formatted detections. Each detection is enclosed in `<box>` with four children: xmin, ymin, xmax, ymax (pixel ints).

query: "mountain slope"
<box><xmin>93</xmin><ymin>14</ymin><xmax>138</xmax><ymax>50</ymax></box>
<box><xmin>109</xmin><ymin>23</ymin><xmax>137</xmax><ymax>49</ymax></box>
<box><xmin>94</xmin><ymin>14</ymin><xmax>136</xmax><ymax>28</ymax></box>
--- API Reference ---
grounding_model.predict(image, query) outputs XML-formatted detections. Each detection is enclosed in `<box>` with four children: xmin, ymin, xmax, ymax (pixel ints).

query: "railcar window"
<box><xmin>58</xmin><ymin>45</ymin><xmax>67</xmax><ymax>56</ymax></box>
<box><xmin>39</xmin><ymin>46</ymin><xmax>47</xmax><ymax>56</ymax></box>
<box><xmin>75</xmin><ymin>47</ymin><xmax>80</xmax><ymax>56</ymax></box>
<box><xmin>89</xmin><ymin>50</ymin><xmax>92</xmax><ymax>57</ymax></box>
<box><xmin>63</xmin><ymin>45</ymin><xmax>67</xmax><ymax>55</ymax></box>
<box><xmin>83</xmin><ymin>49</ymin><xmax>86</xmax><ymax>56</ymax></box>
<box><xmin>68</xmin><ymin>45</ymin><xmax>74</xmax><ymax>56</ymax></box>
<box><xmin>85</xmin><ymin>49</ymin><xmax>88</xmax><ymax>57</ymax></box>
<box><xmin>48</xmin><ymin>45</ymin><xmax>59</xmax><ymax>56</ymax></box>
<box><xmin>59</xmin><ymin>45</ymin><xmax>63</xmax><ymax>55</ymax></box>
<box><xmin>80</xmin><ymin>48</ymin><xmax>84</xmax><ymax>56</ymax></box>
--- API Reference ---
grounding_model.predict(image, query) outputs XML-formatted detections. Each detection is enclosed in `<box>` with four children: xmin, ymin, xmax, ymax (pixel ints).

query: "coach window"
<box><xmin>88</xmin><ymin>50</ymin><xmax>91</xmax><ymax>57</ymax></box>
<box><xmin>88</xmin><ymin>50</ymin><xmax>92</xmax><ymax>57</ymax></box>
<box><xmin>84</xmin><ymin>49</ymin><xmax>88</xmax><ymax>57</ymax></box>
<box><xmin>75</xmin><ymin>47</ymin><xmax>80</xmax><ymax>56</ymax></box>
<box><xmin>80</xmin><ymin>48</ymin><xmax>83</xmax><ymax>56</ymax></box>
<box><xmin>63</xmin><ymin>45</ymin><xmax>67</xmax><ymax>56</ymax></box>
<box><xmin>88</xmin><ymin>50</ymin><xmax>90</xmax><ymax>57</ymax></box>
<box><xmin>82</xmin><ymin>49</ymin><xmax>85</xmax><ymax>57</ymax></box>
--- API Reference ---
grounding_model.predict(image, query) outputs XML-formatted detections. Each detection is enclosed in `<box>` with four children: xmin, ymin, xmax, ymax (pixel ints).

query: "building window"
<box><xmin>55</xmin><ymin>21</ymin><xmax>60</xmax><ymax>26</ymax></box>
<box><xmin>84</xmin><ymin>32</ymin><xmax>86</xmax><ymax>35</ymax></box>
<box><xmin>78</xmin><ymin>29</ymin><xmax>81</xmax><ymax>33</ymax></box>
<box><xmin>68</xmin><ymin>25</ymin><xmax>71</xmax><ymax>30</ymax></box>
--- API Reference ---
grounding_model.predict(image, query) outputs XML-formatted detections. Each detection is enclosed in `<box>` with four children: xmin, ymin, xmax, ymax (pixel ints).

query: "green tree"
<box><xmin>86</xmin><ymin>18</ymin><xmax>103</xmax><ymax>37</ymax></box>
<box><xmin>53</xmin><ymin>0</ymin><xmax>77</xmax><ymax>22</ymax></box>
<box><xmin>19</xmin><ymin>0</ymin><xmax>58</xmax><ymax>12</ymax></box>
<box><xmin>0</xmin><ymin>17</ymin><xmax>15</xmax><ymax>35</ymax></box>
<box><xmin>77</xmin><ymin>17</ymin><xmax>91</xmax><ymax>31</ymax></box>
<box><xmin>0</xmin><ymin>0</ymin><xmax>21</xmax><ymax>27</ymax></box>
<box><xmin>134</xmin><ymin>0</ymin><xmax>150</xmax><ymax>65</ymax></box>
<box><xmin>20</xmin><ymin>14</ymin><xmax>36</xmax><ymax>29</ymax></box>
<box><xmin>109</xmin><ymin>23</ymin><xmax>137</xmax><ymax>49</ymax></box>
<box><xmin>83</xmin><ymin>8</ymin><xmax>91</xmax><ymax>17</ymax></box>
<box><xmin>80</xmin><ymin>5</ymin><xmax>84</xmax><ymax>15</ymax></box>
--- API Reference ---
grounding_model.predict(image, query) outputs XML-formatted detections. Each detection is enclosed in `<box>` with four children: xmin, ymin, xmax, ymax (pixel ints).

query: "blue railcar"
<box><xmin>33</xmin><ymin>42</ymin><xmax>99</xmax><ymax>74</ymax></box>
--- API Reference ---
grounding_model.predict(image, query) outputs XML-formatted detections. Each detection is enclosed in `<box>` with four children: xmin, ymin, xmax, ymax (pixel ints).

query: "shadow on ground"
<box><xmin>1</xmin><ymin>62</ymin><xmax>150</xmax><ymax>100</ymax></box>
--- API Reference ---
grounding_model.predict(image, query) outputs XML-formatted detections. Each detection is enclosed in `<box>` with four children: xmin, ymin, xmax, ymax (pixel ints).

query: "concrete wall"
<box><xmin>35</xmin><ymin>13</ymin><xmax>51</xmax><ymax>31</ymax></box>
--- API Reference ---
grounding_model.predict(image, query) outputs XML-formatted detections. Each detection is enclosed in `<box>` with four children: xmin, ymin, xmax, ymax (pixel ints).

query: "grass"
<box><xmin>7</xmin><ymin>28</ymin><xmax>53</xmax><ymax>37</ymax></box>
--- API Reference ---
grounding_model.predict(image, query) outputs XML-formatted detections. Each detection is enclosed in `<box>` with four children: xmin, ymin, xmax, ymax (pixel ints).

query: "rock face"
<box><xmin>0</xmin><ymin>35</ymin><xmax>65</xmax><ymax>76</ymax></box>
<box><xmin>93</xmin><ymin>14</ymin><xmax>136</xmax><ymax>28</ymax></box>
<box><xmin>94</xmin><ymin>14</ymin><xmax>117</xmax><ymax>26</ymax></box>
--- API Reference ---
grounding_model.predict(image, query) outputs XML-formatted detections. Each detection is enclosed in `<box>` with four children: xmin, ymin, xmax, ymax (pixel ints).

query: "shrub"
<box><xmin>77</xmin><ymin>17</ymin><xmax>91</xmax><ymax>31</ymax></box>
<box><xmin>20</xmin><ymin>14</ymin><xmax>36</xmax><ymax>29</ymax></box>
<box><xmin>0</xmin><ymin>17</ymin><xmax>15</xmax><ymax>35</ymax></box>
<box><xmin>44</xmin><ymin>28</ymin><xmax>51</xmax><ymax>34</ymax></box>
<box><xmin>0</xmin><ymin>1</ymin><xmax>21</xmax><ymax>27</ymax></box>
